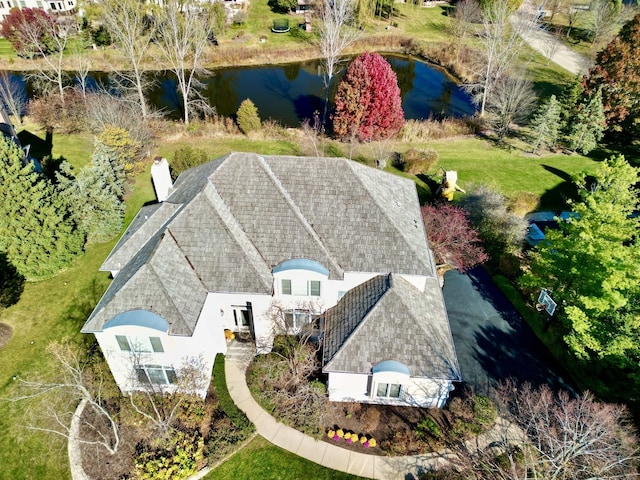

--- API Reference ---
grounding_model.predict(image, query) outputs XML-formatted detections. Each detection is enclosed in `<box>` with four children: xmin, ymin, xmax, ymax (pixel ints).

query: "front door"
<box><xmin>232</xmin><ymin>302</ymin><xmax>255</xmax><ymax>339</ymax></box>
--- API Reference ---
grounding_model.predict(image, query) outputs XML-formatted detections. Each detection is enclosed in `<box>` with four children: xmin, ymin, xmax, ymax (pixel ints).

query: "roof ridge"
<box><xmin>257</xmin><ymin>155</ymin><xmax>344</xmax><ymax>277</ymax></box>
<box><xmin>201</xmin><ymin>182</ymin><xmax>273</xmax><ymax>291</ymax></box>
<box><xmin>101</xmin><ymin>203</ymin><xmax>182</xmax><ymax>272</ymax></box>
<box><xmin>346</xmin><ymin>162</ymin><xmax>434</xmax><ymax>276</ymax></box>
<box><xmin>323</xmin><ymin>274</ymin><xmax>391</xmax><ymax>371</ymax></box>
<box><xmin>144</xmin><ymin>233</ymin><xmax>195</xmax><ymax>336</ymax></box>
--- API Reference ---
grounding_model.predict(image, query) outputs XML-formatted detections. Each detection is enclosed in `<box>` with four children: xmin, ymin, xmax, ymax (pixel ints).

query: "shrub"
<box><xmin>508</xmin><ymin>191</ymin><xmax>540</xmax><ymax>217</ymax></box>
<box><xmin>84</xmin><ymin>93</ymin><xmax>156</xmax><ymax>155</ymax></box>
<box><xmin>170</xmin><ymin>146</ymin><xmax>209</xmax><ymax>180</ymax></box>
<box><xmin>233</xmin><ymin>11</ymin><xmax>247</xmax><ymax>25</ymax></box>
<box><xmin>27</xmin><ymin>90</ymin><xmax>87</xmax><ymax>134</ymax></box>
<box><xmin>458</xmin><ymin>183</ymin><xmax>528</xmax><ymax>266</ymax></box>
<box><xmin>395</xmin><ymin>148</ymin><xmax>439</xmax><ymax>175</ymax></box>
<box><xmin>472</xmin><ymin>395</ymin><xmax>497</xmax><ymax>428</ymax></box>
<box><xmin>97</xmin><ymin>125</ymin><xmax>145</xmax><ymax>175</ymax></box>
<box><xmin>212</xmin><ymin>354</ymin><xmax>254</xmax><ymax>433</ymax></box>
<box><xmin>236</xmin><ymin>99</ymin><xmax>261</xmax><ymax>134</ymax></box>
<box><xmin>135</xmin><ymin>431</ymin><xmax>204</xmax><ymax>480</ymax></box>
<box><xmin>414</xmin><ymin>416</ymin><xmax>442</xmax><ymax>440</ymax></box>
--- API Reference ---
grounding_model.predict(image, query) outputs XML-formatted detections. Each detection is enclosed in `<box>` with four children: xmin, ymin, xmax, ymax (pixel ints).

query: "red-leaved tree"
<box><xmin>421</xmin><ymin>202</ymin><xmax>488</xmax><ymax>272</ymax></box>
<box><xmin>584</xmin><ymin>13</ymin><xmax>640</xmax><ymax>139</ymax></box>
<box><xmin>1</xmin><ymin>8</ymin><xmax>57</xmax><ymax>58</ymax></box>
<box><xmin>332</xmin><ymin>52</ymin><xmax>404</xmax><ymax>142</ymax></box>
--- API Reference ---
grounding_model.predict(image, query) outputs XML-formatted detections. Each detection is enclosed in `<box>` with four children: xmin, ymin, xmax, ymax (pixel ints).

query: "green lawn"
<box><xmin>208</xmin><ymin>436</ymin><xmax>366</xmax><ymax>479</ymax></box>
<box><xmin>0</xmin><ymin>145</ymin><xmax>154</xmax><ymax>479</ymax></box>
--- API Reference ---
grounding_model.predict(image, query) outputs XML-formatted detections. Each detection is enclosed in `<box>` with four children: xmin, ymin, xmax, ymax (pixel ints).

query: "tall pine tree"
<box><xmin>530</xmin><ymin>94</ymin><xmax>561</xmax><ymax>154</ymax></box>
<box><xmin>0</xmin><ymin>136</ymin><xmax>83</xmax><ymax>279</ymax></box>
<box><xmin>57</xmin><ymin>143</ymin><xmax>126</xmax><ymax>243</ymax></box>
<box><xmin>566</xmin><ymin>89</ymin><xmax>606</xmax><ymax>154</ymax></box>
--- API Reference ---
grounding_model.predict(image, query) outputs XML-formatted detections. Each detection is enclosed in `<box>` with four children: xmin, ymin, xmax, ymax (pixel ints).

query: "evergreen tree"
<box><xmin>0</xmin><ymin>136</ymin><xmax>83</xmax><ymax>279</ymax></box>
<box><xmin>584</xmin><ymin>13</ymin><xmax>640</xmax><ymax>139</ymax></box>
<box><xmin>57</xmin><ymin>144</ymin><xmax>125</xmax><ymax>243</ymax></box>
<box><xmin>566</xmin><ymin>89</ymin><xmax>606</xmax><ymax>154</ymax></box>
<box><xmin>521</xmin><ymin>155</ymin><xmax>640</xmax><ymax>365</ymax></box>
<box><xmin>558</xmin><ymin>75</ymin><xmax>583</xmax><ymax>133</ymax></box>
<box><xmin>530</xmin><ymin>94</ymin><xmax>561</xmax><ymax>154</ymax></box>
<box><xmin>236</xmin><ymin>99</ymin><xmax>261</xmax><ymax>135</ymax></box>
<box><xmin>333</xmin><ymin>52</ymin><xmax>404</xmax><ymax>142</ymax></box>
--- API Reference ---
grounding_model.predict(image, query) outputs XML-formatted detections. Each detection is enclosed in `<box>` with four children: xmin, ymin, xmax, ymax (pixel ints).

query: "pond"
<box><xmin>17</xmin><ymin>55</ymin><xmax>475</xmax><ymax>126</ymax></box>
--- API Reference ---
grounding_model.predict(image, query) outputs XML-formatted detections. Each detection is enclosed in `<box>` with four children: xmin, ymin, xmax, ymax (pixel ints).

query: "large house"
<box><xmin>0</xmin><ymin>0</ymin><xmax>76</xmax><ymax>20</ymax></box>
<box><xmin>81</xmin><ymin>153</ymin><xmax>461</xmax><ymax>407</ymax></box>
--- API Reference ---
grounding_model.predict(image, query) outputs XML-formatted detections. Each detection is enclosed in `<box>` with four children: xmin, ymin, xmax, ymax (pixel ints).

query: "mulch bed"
<box><xmin>0</xmin><ymin>322</ymin><xmax>13</xmax><ymax>349</ymax></box>
<box><xmin>321</xmin><ymin>401</ymin><xmax>450</xmax><ymax>456</ymax></box>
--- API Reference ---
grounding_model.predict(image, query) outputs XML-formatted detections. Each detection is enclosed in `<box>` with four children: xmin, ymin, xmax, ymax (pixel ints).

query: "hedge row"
<box><xmin>212</xmin><ymin>354</ymin><xmax>255</xmax><ymax>432</ymax></box>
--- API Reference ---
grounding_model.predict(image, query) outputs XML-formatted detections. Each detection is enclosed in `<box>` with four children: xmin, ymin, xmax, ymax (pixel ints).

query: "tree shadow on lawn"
<box><xmin>0</xmin><ymin>252</ymin><xmax>25</xmax><ymax>310</ymax></box>
<box><xmin>538</xmin><ymin>164</ymin><xmax>578</xmax><ymax>210</ymax></box>
<box><xmin>17</xmin><ymin>128</ymin><xmax>52</xmax><ymax>160</ymax></box>
<box><xmin>62</xmin><ymin>277</ymin><xmax>110</xmax><ymax>331</ymax></box>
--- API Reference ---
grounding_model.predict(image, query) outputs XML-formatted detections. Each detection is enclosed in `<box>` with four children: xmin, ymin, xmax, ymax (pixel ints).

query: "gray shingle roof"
<box><xmin>83</xmin><ymin>153</ymin><xmax>436</xmax><ymax>336</ymax></box>
<box><xmin>322</xmin><ymin>274</ymin><xmax>461</xmax><ymax>381</ymax></box>
<box><xmin>83</xmin><ymin>232</ymin><xmax>207</xmax><ymax>336</ymax></box>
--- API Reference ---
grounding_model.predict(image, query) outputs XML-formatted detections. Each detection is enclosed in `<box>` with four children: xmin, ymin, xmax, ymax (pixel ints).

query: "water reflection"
<box><xmin>13</xmin><ymin>55</ymin><xmax>474</xmax><ymax>125</ymax></box>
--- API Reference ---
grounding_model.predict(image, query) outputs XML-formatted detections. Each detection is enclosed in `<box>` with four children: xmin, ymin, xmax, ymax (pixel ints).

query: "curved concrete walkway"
<box><xmin>224</xmin><ymin>341</ymin><xmax>521</xmax><ymax>480</ymax></box>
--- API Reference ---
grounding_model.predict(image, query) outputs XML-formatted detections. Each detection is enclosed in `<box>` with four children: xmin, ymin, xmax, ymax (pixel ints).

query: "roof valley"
<box><xmin>257</xmin><ymin>155</ymin><xmax>344</xmax><ymax>278</ymax></box>
<box><xmin>201</xmin><ymin>183</ymin><xmax>273</xmax><ymax>291</ymax></box>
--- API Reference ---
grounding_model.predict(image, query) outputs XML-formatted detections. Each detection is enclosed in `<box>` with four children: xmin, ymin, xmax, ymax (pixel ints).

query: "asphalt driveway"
<box><xmin>443</xmin><ymin>267</ymin><xmax>574</xmax><ymax>394</ymax></box>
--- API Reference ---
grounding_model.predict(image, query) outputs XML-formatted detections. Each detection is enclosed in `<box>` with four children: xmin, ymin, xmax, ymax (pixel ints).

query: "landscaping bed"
<box><xmin>320</xmin><ymin>391</ymin><xmax>497</xmax><ymax>456</ymax></box>
<box><xmin>247</xmin><ymin>344</ymin><xmax>497</xmax><ymax>457</ymax></box>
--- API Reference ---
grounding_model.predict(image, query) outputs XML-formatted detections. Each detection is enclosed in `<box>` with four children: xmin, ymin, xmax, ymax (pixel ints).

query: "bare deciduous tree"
<box><xmin>471</xmin><ymin>0</ymin><xmax>538</xmax><ymax>117</ymax></box>
<box><xmin>19</xmin><ymin>16</ymin><xmax>75</xmax><ymax>100</ymax></box>
<box><xmin>317</xmin><ymin>0</ymin><xmax>360</xmax><ymax>125</ymax></box>
<box><xmin>450</xmin><ymin>0</ymin><xmax>481</xmax><ymax>65</ymax></box>
<box><xmin>544</xmin><ymin>0</ymin><xmax>566</xmax><ymax>22</ymax></box>
<box><xmin>73</xmin><ymin>53</ymin><xmax>91</xmax><ymax>99</ymax></box>
<box><xmin>125</xmin><ymin>354</ymin><xmax>209</xmax><ymax>438</ymax></box>
<box><xmin>486</xmin><ymin>74</ymin><xmax>537</xmax><ymax>138</ymax></box>
<box><xmin>541</xmin><ymin>25</ymin><xmax>563</xmax><ymax>65</ymax></box>
<box><xmin>588</xmin><ymin>0</ymin><xmax>622</xmax><ymax>47</ymax></box>
<box><xmin>445</xmin><ymin>382</ymin><xmax>639</xmax><ymax>480</ymax></box>
<box><xmin>101</xmin><ymin>0</ymin><xmax>154</xmax><ymax>119</ymax></box>
<box><xmin>250</xmin><ymin>301</ymin><xmax>327</xmax><ymax>433</ymax></box>
<box><xmin>565</xmin><ymin>5</ymin><xmax>582</xmax><ymax>39</ymax></box>
<box><xmin>6</xmin><ymin>341</ymin><xmax>121</xmax><ymax>455</ymax></box>
<box><xmin>155</xmin><ymin>0</ymin><xmax>217</xmax><ymax>124</ymax></box>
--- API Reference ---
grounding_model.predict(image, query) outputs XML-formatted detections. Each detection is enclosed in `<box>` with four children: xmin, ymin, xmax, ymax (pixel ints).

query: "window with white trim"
<box><xmin>116</xmin><ymin>335</ymin><xmax>164</xmax><ymax>353</ymax></box>
<box><xmin>135</xmin><ymin>365</ymin><xmax>177</xmax><ymax>386</ymax></box>
<box><xmin>376</xmin><ymin>383</ymin><xmax>402</xmax><ymax>399</ymax></box>
<box><xmin>284</xmin><ymin>309</ymin><xmax>316</xmax><ymax>329</ymax></box>
<box><xmin>280</xmin><ymin>279</ymin><xmax>321</xmax><ymax>296</ymax></box>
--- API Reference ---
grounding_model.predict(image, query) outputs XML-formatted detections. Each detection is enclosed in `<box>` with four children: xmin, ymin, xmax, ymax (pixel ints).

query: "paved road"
<box><xmin>516</xmin><ymin>0</ymin><xmax>591</xmax><ymax>75</ymax></box>
<box><xmin>443</xmin><ymin>267</ymin><xmax>574</xmax><ymax>394</ymax></box>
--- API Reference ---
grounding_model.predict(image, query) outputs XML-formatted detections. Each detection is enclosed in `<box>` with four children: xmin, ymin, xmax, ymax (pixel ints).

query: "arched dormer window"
<box><xmin>371</xmin><ymin>360</ymin><xmax>411</xmax><ymax>400</ymax></box>
<box><xmin>273</xmin><ymin>259</ymin><xmax>328</xmax><ymax>297</ymax></box>
<box><xmin>104</xmin><ymin>310</ymin><xmax>169</xmax><ymax>353</ymax></box>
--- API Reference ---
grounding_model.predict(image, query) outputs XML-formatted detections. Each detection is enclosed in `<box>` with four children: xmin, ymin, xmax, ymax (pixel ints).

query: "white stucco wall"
<box><xmin>272</xmin><ymin>268</ymin><xmax>429</xmax><ymax>310</ymax></box>
<box><xmin>96</xmin><ymin>301</ymin><xmax>225</xmax><ymax>398</ymax></box>
<box><xmin>204</xmin><ymin>292</ymin><xmax>272</xmax><ymax>351</ymax></box>
<box><xmin>327</xmin><ymin>372</ymin><xmax>454</xmax><ymax>408</ymax></box>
